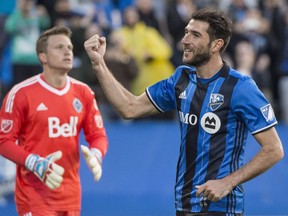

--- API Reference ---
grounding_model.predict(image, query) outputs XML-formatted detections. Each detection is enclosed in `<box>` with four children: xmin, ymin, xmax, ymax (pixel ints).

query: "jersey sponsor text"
<box><xmin>179</xmin><ymin>111</ymin><xmax>198</xmax><ymax>125</ymax></box>
<box><xmin>48</xmin><ymin>116</ymin><xmax>78</xmax><ymax>138</ymax></box>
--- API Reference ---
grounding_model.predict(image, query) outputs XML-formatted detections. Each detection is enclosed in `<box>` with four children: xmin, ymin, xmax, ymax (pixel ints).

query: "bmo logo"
<box><xmin>179</xmin><ymin>111</ymin><xmax>198</xmax><ymax>125</ymax></box>
<box><xmin>48</xmin><ymin>116</ymin><xmax>78</xmax><ymax>138</ymax></box>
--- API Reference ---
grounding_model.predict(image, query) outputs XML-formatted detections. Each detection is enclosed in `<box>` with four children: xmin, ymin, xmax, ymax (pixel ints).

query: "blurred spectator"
<box><xmin>104</xmin><ymin>32</ymin><xmax>139</xmax><ymax>96</ymax></box>
<box><xmin>114</xmin><ymin>6</ymin><xmax>175</xmax><ymax>119</ymax></box>
<box><xmin>70</xmin><ymin>14</ymin><xmax>88</xmax><ymax>59</ymax></box>
<box><xmin>55</xmin><ymin>0</ymin><xmax>118</xmax><ymax>35</ymax></box>
<box><xmin>69</xmin><ymin>23</ymin><xmax>104</xmax><ymax>89</ymax></box>
<box><xmin>136</xmin><ymin>0</ymin><xmax>172</xmax><ymax>47</ymax></box>
<box><xmin>234</xmin><ymin>40</ymin><xmax>255</xmax><ymax>77</ymax></box>
<box><xmin>73</xmin><ymin>0</ymin><xmax>118</xmax><ymax>33</ymax></box>
<box><xmin>0</xmin><ymin>0</ymin><xmax>16</xmax><ymax>103</ymax></box>
<box><xmin>51</xmin><ymin>0</ymin><xmax>74</xmax><ymax>26</ymax></box>
<box><xmin>225</xmin><ymin>1</ymin><xmax>269</xmax><ymax>65</ymax></box>
<box><xmin>260</xmin><ymin>0</ymin><xmax>287</xmax><ymax>120</ymax></box>
<box><xmin>85</xmin><ymin>0</ymin><xmax>115</xmax><ymax>35</ymax></box>
<box><xmin>253</xmin><ymin>52</ymin><xmax>272</xmax><ymax>101</ymax></box>
<box><xmin>226</xmin><ymin>0</ymin><xmax>249</xmax><ymax>22</ymax></box>
<box><xmin>228</xmin><ymin>6</ymin><xmax>271</xmax><ymax>94</ymax></box>
<box><xmin>4</xmin><ymin>0</ymin><xmax>50</xmax><ymax>86</ymax></box>
<box><xmin>52</xmin><ymin>0</ymin><xmax>93</xmax><ymax>29</ymax></box>
<box><xmin>219</xmin><ymin>0</ymin><xmax>258</xmax><ymax>12</ymax></box>
<box><xmin>277</xmin><ymin>4</ymin><xmax>288</xmax><ymax>123</ymax></box>
<box><xmin>228</xmin><ymin>3</ymin><xmax>274</xmax><ymax>104</ymax></box>
<box><xmin>0</xmin><ymin>0</ymin><xmax>16</xmax><ymax>62</ymax></box>
<box><xmin>166</xmin><ymin>0</ymin><xmax>196</xmax><ymax>67</ymax></box>
<box><xmin>135</xmin><ymin>0</ymin><xmax>160</xmax><ymax>32</ymax></box>
<box><xmin>68</xmin><ymin>0</ymin><xmax>96</xmax><ymax>15</ymax></box>
<box><xmin>234</xmin><ymin>8</ymin><xmax>269</xmax><ymax>53</ymax></box>
<box><xmin>111</xmin><ymin>0</ymin><xmax>134</xmax><ymax>12</ymax></box>
<box><xmin>35</xmin><ymin>0</ymin><xmax>57</xmax><ymax>26</ymax></box>
<box><xmin>233</xmin><ymin>39</ymin><xmax>272</xmax><ymax>101</ymax></box>
<box><xmin>224</xmin><ymin>0</ymin><xmax>250</xmax><ymax>64</ymax></box>
<box><xmin>115</xmin><ymin>6</ymin><xmax>175</xmax><ymax>95</ymax></box>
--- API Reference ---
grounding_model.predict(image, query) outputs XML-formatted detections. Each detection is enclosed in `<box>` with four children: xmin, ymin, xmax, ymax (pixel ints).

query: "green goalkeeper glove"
<box><xmin>25</xmin><ymin>151</ymin><xmax>65</xmax><ymax>190</ymax></box>
<box><xmin>81</xmin><ymin>145</ymin><xmax>102</xmax><ymax>181</ymax></box>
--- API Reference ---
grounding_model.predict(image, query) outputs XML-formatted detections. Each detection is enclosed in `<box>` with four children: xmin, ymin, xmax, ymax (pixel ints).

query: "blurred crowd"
<box><xmin>1</xmin><ymin>0</ymin><xmax>288</xmax><ymax>123</ymax></box>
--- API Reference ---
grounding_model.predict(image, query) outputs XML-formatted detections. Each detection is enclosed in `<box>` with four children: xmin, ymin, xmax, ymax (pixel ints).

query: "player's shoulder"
<box><xmin>228</xmin><ymin>68</ymin><xmax>260</xmax><ymax>97</ymax></box>
<box><xmin>176</xmin><ymin>65</ymin><xmax>196</xmax><ymax>73</ymax></box>
<box><xmin>227</xmin><ymin>67</ymin><xmax>259</xmax><ymax>90</ymax></box>
<box><xmin>172</xmin><ymin>65</ymin><xmax>196</xmax><ymax>78</ymax></box>
<box><xmin>2</xmin><ymin>76</ymin><xmax>39</xmax><ymax>112</ymax></box>
<box><xmin>8</xmin><ymin>75</ymin><xmax>39</xmax><ymax>96</ymax></box>
<box><xmin>228</xmin><ymin>68</ymin><xmax>252</xmax><ymax>82</ymax></box>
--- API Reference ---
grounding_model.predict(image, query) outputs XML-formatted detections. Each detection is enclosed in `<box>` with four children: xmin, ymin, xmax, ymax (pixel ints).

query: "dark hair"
<box><xmin>36</xmin><ymin>26</ymin><xmax>72</xmax><ymax>54</ymax></box>
<box><xmin>191</xmin><ymin>8</ymin><xmax>232</xmax><ymax>53</ymax></box>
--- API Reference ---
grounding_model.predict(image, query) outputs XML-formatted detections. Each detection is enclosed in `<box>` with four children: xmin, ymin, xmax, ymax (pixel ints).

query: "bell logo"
<box><xmin>48</xmin><ymin>116</ymin><xmax>78</xmax><ymax>138</ymax></box>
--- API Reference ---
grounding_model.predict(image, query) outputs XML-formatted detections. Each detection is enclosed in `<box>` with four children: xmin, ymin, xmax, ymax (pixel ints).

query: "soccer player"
<box><xmin>84</xmin><ymin>8</ymin><xmax>284</xmax><ymax>215</ymax></box>
<box><xmin>0</xmin><ymin>26</ymin><xmax>108</xmax><ymax>216</ymax></box>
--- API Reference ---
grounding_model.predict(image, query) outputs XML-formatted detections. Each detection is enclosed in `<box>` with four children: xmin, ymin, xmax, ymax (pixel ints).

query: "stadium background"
<box><xmin>0</xmin><ymin>120</ymin><xmax>287</xmax><ymax>216</ymax></box>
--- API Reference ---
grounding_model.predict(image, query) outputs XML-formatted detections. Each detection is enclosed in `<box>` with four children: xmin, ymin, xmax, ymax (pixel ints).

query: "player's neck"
<box><xmin>196</xmin><ymin>57</ymin><xmax>223</xmax><ymax>79</ymax></box>
<box><xmin>41</xmin><ymin>71</ymin><xmax>67</xmax><ymax>89</ymax></box>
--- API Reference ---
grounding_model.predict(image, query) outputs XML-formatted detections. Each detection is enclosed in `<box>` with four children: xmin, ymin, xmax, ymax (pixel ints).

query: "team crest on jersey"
<box><xmin>73</xmin><ymin>98</ymin><xmax>83</xmax><ymax>113</ymax></box>
<box><xmin>1</xmin><ymin>119</ymin><xmax>13</xmax><ymax>133</ymax></box>
<box><xmin>209</xmin><ymin>94</ymin><xmax>224</xmax><ymax>111</ymax></box>
<box><xmin>260</xmin><ymin>104</ymin><xmax>275</xmax><ymax>122</ymax></box>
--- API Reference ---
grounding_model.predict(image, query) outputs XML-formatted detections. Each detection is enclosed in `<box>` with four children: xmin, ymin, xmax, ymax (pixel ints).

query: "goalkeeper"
<box><xmin>0</xmin><ymin>26</ymin><xmax>108</xmax><ymax>216</ymax></box>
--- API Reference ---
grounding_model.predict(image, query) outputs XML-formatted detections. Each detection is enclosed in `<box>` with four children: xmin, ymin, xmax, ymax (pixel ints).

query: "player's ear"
<box><xmin>38</xmin><ymin>53</ymin><xmax>47</xmax><ymax>64</ymax></box>
<box><xmin>211</xmin><ymin>39</ymin><xmax>224</xmax><ymax>53</ymax></box>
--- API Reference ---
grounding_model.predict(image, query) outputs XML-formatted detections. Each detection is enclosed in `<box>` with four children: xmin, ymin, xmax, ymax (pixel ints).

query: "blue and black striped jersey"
<box><xmin>146</xmin><ymin>63</ymin><xmax>277</xmax><ymax>214</ymax></box>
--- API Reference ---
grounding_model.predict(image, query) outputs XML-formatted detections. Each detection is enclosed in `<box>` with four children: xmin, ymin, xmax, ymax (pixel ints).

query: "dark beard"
<box><xmin>184</xmin><ymin>42</ymin><xmax>212</xmax><ymax>67</ymax></box>
<box><xmin>186</xmin><ymin>50</ymin><xmax>211</xmax><ymax>67</ymax></box>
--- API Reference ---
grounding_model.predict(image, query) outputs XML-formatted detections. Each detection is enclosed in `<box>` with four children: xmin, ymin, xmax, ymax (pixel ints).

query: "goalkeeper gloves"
<box><xmin>81</xmin><ymin>145</ymin><xmax>102</xmax><ymax>181</ymax></box>
<box><xmin>25</xmin><ymin>151</ymin><xmax>65</xmax><ymax>190</ymax></box>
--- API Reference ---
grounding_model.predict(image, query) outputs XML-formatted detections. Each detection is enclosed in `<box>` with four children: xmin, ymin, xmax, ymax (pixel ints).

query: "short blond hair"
<box><xmin>36</xmin><ymin>26</ymin><xmax>72</xmax><ymax>54</ymax></box>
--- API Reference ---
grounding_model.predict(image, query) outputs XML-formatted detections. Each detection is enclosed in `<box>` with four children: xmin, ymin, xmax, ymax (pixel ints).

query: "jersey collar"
<box><xmin>37</xmin><ymin>74</ymin><xmax>71</xmax><ymax>96</ymax></box>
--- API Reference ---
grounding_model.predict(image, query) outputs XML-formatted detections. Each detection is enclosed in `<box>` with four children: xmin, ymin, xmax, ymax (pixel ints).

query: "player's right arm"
<box><xmin>0</xmin><ymin>89</ymin><xmax>64</xmax><ymax>190</ymax></box>
<box><xmin>84</xmin><ymin>34</ymin><xmax>159</xmax><ymax>119</ymax></box>
<box><xmin>0</xmin><ymin>90</ymin><xmax>31</xmax><ymax>165</ymax></box>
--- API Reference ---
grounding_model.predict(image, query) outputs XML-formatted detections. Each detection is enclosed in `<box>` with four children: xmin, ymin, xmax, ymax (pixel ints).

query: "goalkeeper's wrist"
<box><xmin>90</xmin><ymin>148</ymin><xmax>103</xmax><ymax>165</ymax></box>
<box><xmin>25</xmin><ymin>154</ymin><xmax>41</xmax><ymax>171</ymax></box>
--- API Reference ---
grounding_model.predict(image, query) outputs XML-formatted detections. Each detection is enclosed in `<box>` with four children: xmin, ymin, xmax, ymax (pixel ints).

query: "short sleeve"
<box><xmin>232</xmin><ymin>78</ymin><xmax>277</xmax><ymax>134</ymax></box>
<box><xmin>146</xmin><ymin>75</ymin><xmax>176</xmax><ymax>113</ymax></box>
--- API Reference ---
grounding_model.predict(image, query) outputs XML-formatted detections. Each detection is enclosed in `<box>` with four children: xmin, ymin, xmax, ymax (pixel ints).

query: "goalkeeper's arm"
<box><xmin>81</xmin><ymin>145</ymin><xmax>102</xmax><ymax>181</ymax></box>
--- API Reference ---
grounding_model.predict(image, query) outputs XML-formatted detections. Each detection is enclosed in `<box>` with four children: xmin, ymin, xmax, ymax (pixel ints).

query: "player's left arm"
<box><xmin>81</xmin><ymin>88</ymin><xmax>108</xmax><ymax>181</ymax></box>
<box><xmin>196</xmin><ymin>126</ymin><xmax>284</xmax><ymax>202</ymax></box>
